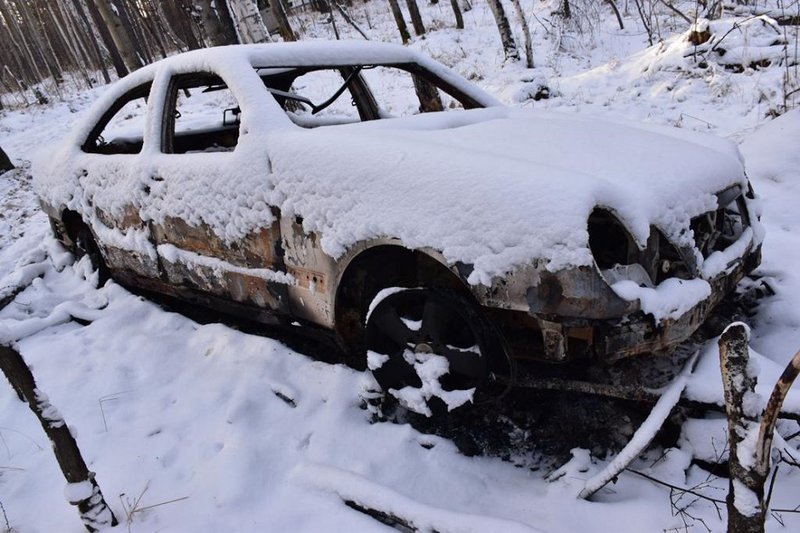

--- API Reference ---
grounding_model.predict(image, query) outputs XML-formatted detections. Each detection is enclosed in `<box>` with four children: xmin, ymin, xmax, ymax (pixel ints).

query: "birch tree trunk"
<box><xmin>193</xmin><ymin>0</ymin><xmax>239</xmax><ymax>46</ymax></box>
<box><xmin>0</xmin><ymin>345</ymin><xmax>117</xmax><ymax>532</ymax></box>
<box><xmin>487</xmin><ymin>0</ymin><xmax>520</xmax><ymax>61</ymax></box>
<box><xmin>387</xmin><ymin>0</ymin><xmax>410</xmax><ymax>43</ymax></box>
<box><xmin>718</xmin><ymin>325</ymin><xmax>767</xmax><ymax>533</ymax></box>
<box><xmin>509</xmin><ymin>0</ymin><xmax>533</xmax><ymax>67</ymax></box>
<box><xmin>226</xmin><ymin>0</ymin><xmax>272</xmax><ymax>43</ymax></box>
<box><xmin>90</xmin><ymin>0</ymin><xmax>143</xmax><ymax>73</ymax></box>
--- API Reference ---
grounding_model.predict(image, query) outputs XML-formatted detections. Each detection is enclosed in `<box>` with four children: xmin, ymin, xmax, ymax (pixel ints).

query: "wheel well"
<box><xmin>334</xmin><ymin>245</ymin><xmax>471</xmax><ymax>360</ymax></box>
<box><xmin>60</xmin><ymin>209</ymin><xmax>87</xmax><ymax>246</ymax></box>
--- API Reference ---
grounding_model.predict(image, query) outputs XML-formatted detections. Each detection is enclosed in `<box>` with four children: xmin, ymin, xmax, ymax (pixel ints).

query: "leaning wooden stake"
<box><xmin>718</xmin><ymin>324</ymin><xmax>800</xmax><ymax>533</ymax></box>
<box><xmin>0</xmin><ymin>344</ymin><xmax>118</xmax><ymax>532</ymax></box>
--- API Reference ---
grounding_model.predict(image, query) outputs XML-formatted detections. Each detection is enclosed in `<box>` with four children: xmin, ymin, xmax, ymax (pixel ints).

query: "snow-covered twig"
<box><xmin>579</xmin><ymin>349</ymin><xmax>699</xmax><ymax>499</ymax></box>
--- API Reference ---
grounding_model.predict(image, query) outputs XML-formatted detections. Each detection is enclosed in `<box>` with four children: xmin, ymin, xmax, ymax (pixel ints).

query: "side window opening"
<box><xmin>261</xmin><ymin>67</ymin><xmax>366</xmax><ymax>128</ymax></box>
<box><xmin>82</xmin><ymin>83</ymin><xmax>151</xmax><ymax>155</ymax></box>
<box><xmin>360</xmin><ymin>65</ymin><xmax>467</xmax><ymax>118</ymax></box>
<box><xmin>162</xmin><ymin>73</ymin><xmax>241</xmax><ymax>154</ymax></box>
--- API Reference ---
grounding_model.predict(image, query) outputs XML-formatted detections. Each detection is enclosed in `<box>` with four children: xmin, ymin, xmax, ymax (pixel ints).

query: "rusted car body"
<box><xmin>35</xmin><ymin>42</ymin><xmax>761</xmax><ymax>413</ymax></box>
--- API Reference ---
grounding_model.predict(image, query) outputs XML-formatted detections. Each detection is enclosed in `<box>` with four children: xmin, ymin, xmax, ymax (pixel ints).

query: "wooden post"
<box><xmin>0</xmin><ymin>344</ymin><xmax>118</xmax><ymax>532</ymax></box>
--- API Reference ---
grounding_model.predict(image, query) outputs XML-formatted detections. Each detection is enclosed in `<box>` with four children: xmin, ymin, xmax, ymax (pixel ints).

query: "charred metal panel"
<box><xmin>93</xmin><ymin>204</ymin><xmax>160</xmax><ymax>279</ymax></box>
<box><xmin>471</xmin><ymin>263</ymin><xmax>636</xmax><ymax>319</ymax></box>
<box><xmin>281</xmin><ymin>216</ymin><xmax>337</xmax><ymax>327</ymax></box>
<box><xmin>152</xmin><ymin>213</ymin><xmax>288</xmax><ymax>313</ymax></box>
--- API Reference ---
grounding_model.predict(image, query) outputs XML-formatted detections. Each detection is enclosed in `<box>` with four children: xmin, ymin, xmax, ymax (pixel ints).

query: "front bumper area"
<box><xmin>491</xmin><ymin>244</ymin><xmax>762</xmax><ymax>364</ymax></box>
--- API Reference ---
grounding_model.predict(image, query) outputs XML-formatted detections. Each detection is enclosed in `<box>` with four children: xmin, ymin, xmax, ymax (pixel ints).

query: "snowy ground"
<box><xmin>1</xmin><ymin>2</ymin><xmax>800</xmax><ymax>532</ymax></box>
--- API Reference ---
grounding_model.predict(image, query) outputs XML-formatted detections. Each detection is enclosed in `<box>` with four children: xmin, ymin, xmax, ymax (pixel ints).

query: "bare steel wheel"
<box><xmin>365</xmin><ymin>288</ymin><xmax>505</xmax><ymax>417</ymax></box>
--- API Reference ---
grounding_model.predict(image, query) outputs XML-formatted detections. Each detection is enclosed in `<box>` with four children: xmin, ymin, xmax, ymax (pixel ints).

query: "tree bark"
<box><xmin>85</xmin><ymin>0</ymin><xmax>133</xmax><ymax>76</ymax></box>
<box><xmin>509</xmin><ymin>0</ymin><xmax>533</xmax><ymax>67</ymax></box>
<box><xmin>487</xmin><ymin>0</ymin><xmax>520</xmax><ymax>61</ymax></box>
<box><xmin>69</xmin><ymin>0</ymin><xmax>112</xmax><ymax>83</ymax></box>
<box><xmin>450</xmin><ymin>0</ymin><xmax>464</xmax><ymax>29</ymax></box>
<box><xmin>0</xmin><ymin>345</ymin><xmax>117</xmax><ymax>532</ymax></box>
<box><xmin>192</xmin><ymin>0</ymin><xmax>239</xmax><ymax>46</ymax></box>
<box><xmin>405</xmin><ymin>0</ymin><xmax>425</xmax><ymax>36</ymax></box>
<box><xmin>332</xmin><ymin>0</ymin><xmax>370</xmax><ymax>39</ymax></box>
<box><xmin>270</xmin><ymin>0</ymin><xmax>297</xmax><ymax>42</ymax></box>
<box><xmin>226</xmin><ymin>0</ymin><xmax>271</xmax><ymax>43</ymax></box>
<box><xmin>412</xmin><ymin>74</ymin><xmax>443</xmax><ymax>112</ymax></box>
<box><xmin>719</xmin><ymin>325</ymin><xmax>766</xmax><ymax>533</ymax></box>
<box><xmin>387</xmin><ymin>0</ymin><xmax>410</xmax><ymax>44</ymax></box>
<box><xmin>757</xmin><ymin>349</ymin><xmax>800</xmax><ymax>487</ymax></box>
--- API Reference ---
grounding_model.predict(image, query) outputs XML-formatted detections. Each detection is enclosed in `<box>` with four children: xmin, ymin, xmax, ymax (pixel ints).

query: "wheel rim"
<box><xmin>365</xmin><ymin>289</ymin><xmax>489</xmax><ymax>416</ymax></box>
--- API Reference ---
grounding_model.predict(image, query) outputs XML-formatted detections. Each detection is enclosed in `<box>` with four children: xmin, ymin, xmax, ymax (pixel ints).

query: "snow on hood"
<box><xmin>267</xmin><ymin>107</ymin><xmax>747</xmax><ymax>284</ymax></box>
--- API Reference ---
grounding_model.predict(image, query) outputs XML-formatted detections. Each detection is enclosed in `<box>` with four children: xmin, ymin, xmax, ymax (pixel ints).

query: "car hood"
<box><xmin>266</xmin><ymin>107</ymin><xmax>749</xmax><ymax>285</ymax></box>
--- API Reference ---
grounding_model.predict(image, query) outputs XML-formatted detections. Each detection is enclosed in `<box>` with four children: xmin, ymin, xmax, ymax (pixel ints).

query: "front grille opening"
<box><xmin>588</xmin><ymin>208</ymin><xmax>638</xmax><ymax>269</ymax></box>
<box><xmin>652</xmin><ymin>229</ymin><xmax>692</xmax><ymax>283</ymax></box>
<box><xmin>691</xmin><ymin>192</ymin><xmax>748</xmax><ymax>259</ymax></box>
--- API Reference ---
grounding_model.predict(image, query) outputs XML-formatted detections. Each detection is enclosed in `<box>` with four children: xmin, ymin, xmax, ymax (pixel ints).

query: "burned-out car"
<box><xmin>35</xmin><ymin>42</ymin><xmax>762</xmax><ymax>416</ymax></box>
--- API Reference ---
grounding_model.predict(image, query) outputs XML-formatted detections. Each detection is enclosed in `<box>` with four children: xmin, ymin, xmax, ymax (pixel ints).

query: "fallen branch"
<box><xmin>331</xmin><ymin>1</ymin><xmax>369</xmax><ymax>39</ymax></box>
<box><xmin>0</xmin><ymin>344</ymin><xmax>117</xmax><ymax>531</ymax></box>
<box><xmin>579</xmin><ymin>350</ymin><xmax>699</xmax><ymax>499</ymax></box>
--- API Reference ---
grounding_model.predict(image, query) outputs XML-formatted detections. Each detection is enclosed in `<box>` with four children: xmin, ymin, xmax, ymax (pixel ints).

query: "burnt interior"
<box><xmin>587</xmin><ymin>208</ymin><xmax>638</xmax><ymax>269</ymax></box>
<box><xmin>691</xmin><ymin>187</ymin><xmax>749</xmax><ymax>259</ymax></box>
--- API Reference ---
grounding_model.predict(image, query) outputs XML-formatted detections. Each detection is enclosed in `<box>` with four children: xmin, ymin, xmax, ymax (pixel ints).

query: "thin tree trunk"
<box><xmin>450</xmin><ymin>0</ymin><xmax>464</xmax><ymax>29</ymax></box>
<box><xmin>270</xmin><ymin>0</ymin><xmax>297</xmax><ymax>42</ymax></box>
<box><xmin>85</xmin><ymin>0</ymin><xmax>131</xmax><ymax>77</ymax></box>
<box><xmin>719</xmin><ymin>325</ymin><xmax>766</xmax><ymax>533</ymax></box>
<box><xmin>93</xmin><ymin>0</ymin><xmax>144</xmax><ymax>72</ymax></box>
<box><xmin>332</xmin><ymin>0</ymin><xmax>369</xmax><ymax>39</ymax></box>
<box><xmin>193</xmin><ymin>0</ymin><xmax>238</xmax><ymax>46</ymax></box>
<box><xmin>509</xmin><ymin>0</ymin><xmax>533</xmax><ymax>67</ymax></box>
<box><xmin>70</xmin><ymin>0</ymin><xmax>111</xmax><ymax>83</ymax></box>
<box><xmin>405</xmin><ymin>0</ymin><xmax>425</xmax><ymax>36</ymax></box>
<box><xmin>162</xmin><ymin>0</ymin><xmax>201</xmax><ymax>50</ymax></box>
<box><xmin>227</xmin><ymin>0</ymin><xmax>271</xmax><ymax>43</ymax></box>
<box><xmin>487</xmin><ymin>0</ymin><xmax>520</xmax><ymax>61</ymax></box>
<box><xmin>54</xmin><ymin>2</ymin><xmax>95</xmax><ymax>87</ymax></box>
<box><xmin>412</xmin><ymin>75</ymin><xmax>444</xmax><ymax>112</ymax></box>
<box><xmin>605</xmin><ymin>0</ymin><xmax>624</xmax><ymax>30</ymax></box>
<box><xmin>0</xmin><ymin>345</ymin><xmax>118</xmax><ymax>532</ymax></box>
<box><xmin>387</xmin><ymin>0</ymin><xmax>410</xmax><ymax>43</ymax></box>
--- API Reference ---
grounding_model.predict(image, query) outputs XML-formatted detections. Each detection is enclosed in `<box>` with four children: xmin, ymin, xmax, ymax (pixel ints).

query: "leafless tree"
<box><xmin>227</xmin><ymin>0</ymin><xmax>271</xmax><ymax>43</ymax></box>
<box><xmin>487</xmin><ymin>0</ymin><xmax>520</xmax><ymax>61</ymax></box>
<box><xmin>193</xmin><ymin>0</ymin><xmax>239</xmax><ymax>46</ymax></box>
<box><xmin>450</xmin><ymin>0</ymin><xmax>464</xmax><ymax>29</ymax></box>
<box><xmin>272</xmin><ymin>0</ymin><xmax>297</xmax><ymax>42</ymax></box>
<box><xmin>406</xmin><ymin>0</ymin><xmax>426</xmax><ymax>36</ymax></box>
<box><xmin>719</xmin><ymin>325</ymin><xmax>800</xmax><ymax>532</ymax></box>
<box><xmin>509</xmin><ymin>0</ymin><xmax>533</xmax><ymax>67</ymax></box>
<box><xmin>387</xmin><ymin>0</ymin><xmax>411</xmax><ymax>43</ymax></box>
<box><xmin>89</xmin><ymin>0</ymin><xmax>144</xmax><ymax>73</ymax></box>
